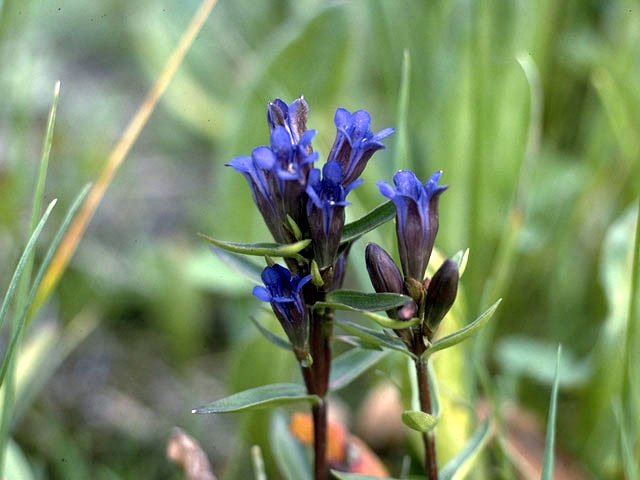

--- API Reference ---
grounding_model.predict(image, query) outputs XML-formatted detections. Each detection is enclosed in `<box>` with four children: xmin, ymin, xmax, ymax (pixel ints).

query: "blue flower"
<box><xmin>253</xmin><ymin>264</ymin><xmax>311</xmax><ymax>355</ymax></box>
<box><xmin>267</xmin><ymin>97</ymin><xmax>309</xmax><ymax>145</ymax></box>
<box><xmin>328</xmin><ymin>108</ymin><xmax>394</xmax><ymax>185</ymax></box>
<box><xmin>226</xmin><ymin>146</ymin><xmax>288</xmax><ymax>243</ymax></box>
<box><xmin>306</xmin><ymin>161</ymin><xmax>361</xmax><ymax>267</ymax></box>
<box><xmin>378</xmin><ymin>170</ymin><xmax>448</xmax><ymax>281</ymax></box>
<box><xmin>227</xmin><ymin>97</ymin><xmax>318</xmax><ymax>241</ymax></box>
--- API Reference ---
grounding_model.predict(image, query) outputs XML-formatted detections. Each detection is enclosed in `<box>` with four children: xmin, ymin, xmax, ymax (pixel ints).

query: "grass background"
<box><xmin>0</xmin><ymin>0</ymin><xmax>638</xmax><ymax>478</ymax></box>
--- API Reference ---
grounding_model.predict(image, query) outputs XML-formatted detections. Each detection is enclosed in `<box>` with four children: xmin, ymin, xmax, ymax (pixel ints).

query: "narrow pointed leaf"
<box><xmin>341</xmin><ymin>201</ymin><xmax>395</xmax><ymax>244</ymax></box>
<box><xmin>210</xmin><ymin>246</ymin><xmax>263</xmax><ymax>283</ymax></box>
<box><xmin>191</xmin><ymin>383</ymin><xmax>319</xmax><ymax>414</ymax></box>
<box><xmin>423</xmin><ymin>298</ymin><xmax>502</xmax><ymax>357</ymax></box>
<box><xmin>250</xmin><ymin>317</ymin><xmax>292</xmax><ymax>351</ymax></box>
<box><xmin>329</xmin><ymin>349</ymin><xmax>388</xmax><ymax>391</ymax></box>
<box><xmin>439</xmin><ymin>419</ymin><xmax>492</xmax><ymax>480</ymax></box>
<box><xmin>335</xmin><ymin>320</ymin><xmax>414</xmax><ymax>358</ymax></box>
<box><xmin>270</xmin><ymin>412</ymin><xmax>312</xmax><ymax>480</ymax></box>
<box><xmin>451</xmin><ymin>248</ymin><xmax>469</xmax><ymax>277</ymax></box>
<box><xmin>401</xmin><ymin>410</ymin><xmax>438</xmax><ymax>433</ymax></box>
<box><xmin>322</xmin><ymin>290</ymin><xmax>412</xmax><ymax>312</ymax></box>
<box><xmin>0</xmin><ymin>199</ymin><xmax>57</xmax><ymax>334</ymax></box>
<box><xmin>541</xmin><ymin>345</ymin><xmax>561</xmax><ymax>480</ymax></box>
<box><xmin>613</xmin><ymin>398</ymin><xmax>639</xmax><ymax>480</ymax></box>
<box><xmin>0</xmin><ymin>185</ymin><xmax>90</xmax><ymax>388</ymax></box>
<box><xmin>199</xmin><ymin>234</ymin><xmax>311</xmax><ymax>258</ymax></box>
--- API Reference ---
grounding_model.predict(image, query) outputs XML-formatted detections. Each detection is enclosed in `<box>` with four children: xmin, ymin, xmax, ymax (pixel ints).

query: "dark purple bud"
<box><xmin>327</xmin><ymin>248</ymin><xmax>350</xmax><ymax>292</ymax></box>
<box><xmin>378</xmin><ymin>170</ymin><xmax>447</xmax><ymax>281</ymax></box>
<box><xmin>365</xmin><ymin>243</ymin><xmax>404</xmax><ymax>295</ymax></box>
<box><xmin>424</xmin><ymin>259</ymin><xmax>459</xmax><ymax>331</ymax></box>
<box><xmin>306</xmin><ymin>161</ymin><xmax>361</xmax><ymax>268</ymax></box>
<box><xmin>328</xmin><ymin>108</ymin><xmax>394</xmax><ymax>185</ymax></box>
<box><xmin>253</xmin><ymin>264</ymin><xmax>311</xmax><ymax>353</ymax></box>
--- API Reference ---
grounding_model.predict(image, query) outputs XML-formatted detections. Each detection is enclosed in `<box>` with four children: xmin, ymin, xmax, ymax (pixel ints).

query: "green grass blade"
<box><xmin>0</xmin><ymin>81</ymin><xmax>61</xmax><ymax>477</ymax></box>
<box><xmin>541</xmin><ymin>345</ymin><xmax>562</xmax><ymax>480</ymax></box>
<box><xmin>392</xmin><ymin>49</ymin><xmax>410</xmax><ymax>176</ymax></box>
<box><xmin>438</xmin><ymin>418</ymin><xmax>492</xmax><ymax>480</ymax></box>
<box><xmin>613</xmin><ymin>398</ymin><xmax>639</xmax><ymax>480</ymax></box>
<box><xmin>0</xmin><ymin>199</ymin><xmax>57</xmax><ymax>334</ymax></box>
<box><xmin>0</xmin><ymin>185</ymin><xmax>90</xmax><ymax>389</ymax></box>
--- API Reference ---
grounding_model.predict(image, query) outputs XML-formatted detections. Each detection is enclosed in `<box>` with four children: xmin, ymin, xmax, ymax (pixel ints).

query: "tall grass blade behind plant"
<box><xmin>0</xmin><ymin>80</ymin><xmax>60</xmax><ymax>476</ymax></box>
<box><xmin>541</xmin><ymin>345</ymin><xmax>561</xmax><ymax>480</ymax></box>
<box><xmin>31</xmin><ymin>0</ymin><xmax>219</xmax><ymax>315</ymax></box>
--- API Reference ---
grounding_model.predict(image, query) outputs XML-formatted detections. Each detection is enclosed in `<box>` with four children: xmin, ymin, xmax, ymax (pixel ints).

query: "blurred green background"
<box><xmin>0</xmin><ymin>0</ymin><xmax>638</xmax><ymax>478</ymax></box>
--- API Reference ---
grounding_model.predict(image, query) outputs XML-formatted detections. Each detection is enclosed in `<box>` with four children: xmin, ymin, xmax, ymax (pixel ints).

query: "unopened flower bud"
<box><xmin>424</xmin><ymin>259</ymin><xmax>459</xmax><ymax>331</ymax></box>
<box><xmin>365</xmin><ymin>243</ymin><xmax>404</xmax><ymax>294</ymax></box>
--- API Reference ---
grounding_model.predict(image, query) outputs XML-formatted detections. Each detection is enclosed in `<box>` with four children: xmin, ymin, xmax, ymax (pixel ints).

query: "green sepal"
<box><xmin>422</xmin><ymin>298</ymin><xmax>502</xmax><ymax>358</ymax></box>
<box><xmin>401</xmin><ymin>410</ymin><xmax>438</xmax><ymax>433</ymax></box>
<box><xmin>191</xmin><ymin>383</ymin><xmax>319</xmax><ymax>414</ymax></box>
<box><xmin>341</xmin><ymin>201</ymin><xmax>395</xmax><ymax>244</ymax></box>
<box><xmin>310</xmin><ymin>259</ymin><xmax>324</xmax><ymax>287</ymax></box>
<box><xmin>198</xmin><ymin>234</ymin><xmax>311</xmax><ymax>258</ymax></box>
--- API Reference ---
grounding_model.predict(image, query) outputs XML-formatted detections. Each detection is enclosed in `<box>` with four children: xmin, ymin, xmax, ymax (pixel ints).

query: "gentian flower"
<box><xmin>227</xmin><ymin>97</ymin><xmax>318</xmax><ymax>242</ymax></box>
<box><xmin>269</xmin><ymin>125</ymin><xmax>318</xmax><ymax>228</ymax></box>
<box><xmin>378</xmin><ymin>170</ymin><xmax>447</xmax><ymax>281</ymax></box>
<box><xmin>306</xmin><ymin>161</ymin><xmax>361</xmax><ymax>268</ymax></box>
<box><xmin>267</xmin><ymin>97</ymin><xmax>309</xmax><ymax>146</ymax></box>
<box><xmin>253</xmin><ymin>264</ymin><xmax>311</xmax><ymax>358</ymax></box>
<box><xmin>328</xmin><ymin>108</ymin><xmax>394</xmax><ymax>185</ymax></box>
<box><xmin>424</xmin><ymin>259</ymin><xmax>459</xmax><ymax>332</ymax></box>
<box><xmin>226</xmin><ymin>146</ymin><xmax>287</xmax><ymax>243</ymax></box>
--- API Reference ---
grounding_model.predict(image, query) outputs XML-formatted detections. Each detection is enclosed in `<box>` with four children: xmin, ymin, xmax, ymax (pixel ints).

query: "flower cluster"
<box><xmin>367</xmin><ymin>170</ymin><xmax>459</xmax><ymax>342</ymax></box>
<box><xmin>229</xmin><ymin>97</ymin><xmax>393</xmax><ymax>353</ymax></box>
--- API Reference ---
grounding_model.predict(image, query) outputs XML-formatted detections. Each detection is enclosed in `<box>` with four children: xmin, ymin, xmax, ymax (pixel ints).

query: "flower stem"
<box><xmin>312</xmin><ymin>400</ymin><xmax>328</xmax><ymax>480</ymax></box>
<box><xmin>306</xmin><ymin>306</ymin><xmax>333</xmax><ymax>480</ymax></box>
<box><xmin>416</xmin><ymin>357</ymin><xmax>438</xmax><ymax>480</ymax></box>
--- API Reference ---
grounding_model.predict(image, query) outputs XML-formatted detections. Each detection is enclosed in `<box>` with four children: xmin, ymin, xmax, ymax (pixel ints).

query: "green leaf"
<box><xmin>427</xmin><ymin>363</ymin><xmax>441</xmax><ymax>418</ymax></box>
<box><xmin>210</xmin><ymin>246</ymin><xmax>264</xmax><ymax>283</ymax></box>
<box><xmin>613</xmin><ymin>398</ymin><xmax>639</xmax><ymax>480</ymax></box>
<box><xmin>423</xmin><ymin>298</ymin><xmax>502</xmax><ymax>357</ymax></box>
<box><xmin>541</xmin><ymin>345</ymin><xmax>561</xmax><ymax>480</ymax></box>
<box><xmin>271</xmin><ymin>411</ymin><xmax>312</xmax><ymax>480</ymax></box>
<box><xmin>392</xmin><ymin>49</ymin><xmax>410</xmax><ymax>175</ymax></box>
<box><xmin>0</xmin><ymin>185</ymin><xmax>90</xmax><ymax>389</ymax></box>
<box><xmin>334</xmin><ymin>319</ymin><xmax>414</xmax><ymax>358</ymax></box>
<box><xmin>451</xmin><ymin>248</ymin><xmax>469</xmax><ymax>277</ymax></box>
<box><xmin>0</xmin><ymin>199</ymin><xmax>57</xmax><ymax>334</ymax></box>
<box><xmin>250</xmin><ymin>316</ymin><xmax>292</xmax><ymax>352</ymax></box>
<box><xmin>199</xmin><ymin>234</ymin><xmax>311</xmax><ymax>258</ymax></box>
<box><xmin>331</xmin><ymin>472</ymin><xmax>399</xmax><ymax>480</ymax></box>
<box><xmin>191</xmin><ymin>383</ymin><xmax>319</xmax><ymax>414</ymax></box>
<box><xmin>322</xmin><ymin>290</ymin><xmax>412</xmax><ymax>312</ymax></box>
<box><xmin>316</xmin><ymin>290</ymin><xmax>417</xmax><ymax>330</ymax></box>
<box><xmin>329</xmin><ymin>349</ymin><xmax>388</xmax><ymax>391</ymax></box>
<box><xmin>401</xmin><ymin>410</ymin><xmax>438</xmax><ymax>433</ymax></box>
<box><xmin>439</xmin><ymin>418</ymin><xmax>492</xmax><ymax>480</ymax></box>
<box><xmin>341</xmin><ymin>202</ymin><xmax>395</xmax><ymax>244</ymax></box>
